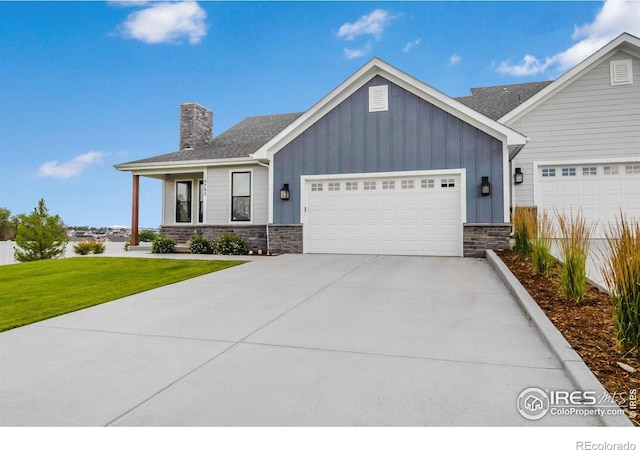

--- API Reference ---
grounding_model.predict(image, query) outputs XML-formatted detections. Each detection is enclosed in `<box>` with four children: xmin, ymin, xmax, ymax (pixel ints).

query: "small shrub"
<box><xmin>73</xmin><ymin>241</ymin><xmax>93</xmax><ymax>255</ymax></box>
<box><xmin>556</xmin><ymin>209</ymin><xmax>593</xmax><ymax>303</ymax></box>
<box><xmin>189</xmin><ymin>234</ymin><xmax>213</xmax><ymax>254</ymax></box>
<box><xmin>601</xmin><ymin>214</ymin><xmax>640</xmax><ymax>352</ymax></box>
<box><xmin>73</xmin><ymin>240</ymin><xmax>107</xmax><ymax>255</ymax></box>
<box><xmin>90</xmin><ymin>241</ymin><xmax>106</xmax><ymax>254</ymax></box>
<box><xmin>212</xmin><ymin>233</ymin><xmax>248</xmax><ymax>255</ymax></box>
<box><xmin>512</xmin><ymin>206</ymin><xmax>536</xmax><ymax>259</ymax></box>
<box><xmin>124</xmin><ymin>240</ymin><xmax>130</xmax><ymax>251</ymax></box>
<box><xmin>152</xmin><ymin>236</ymin><xmax>176</xmax><ymax>254</ymax></box>
<box><xmin>531</xmin><ymin>210</ymin><xmax>555</xmax><ymax>276</ymax></box>
<box><xmin>138</xmin><ymin>230</ymin><xmax>159</xmax><ymax>242</ymax></box>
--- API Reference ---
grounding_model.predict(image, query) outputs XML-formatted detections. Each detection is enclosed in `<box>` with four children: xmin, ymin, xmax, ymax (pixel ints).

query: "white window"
<box><xmin>382</xmin><ymin>180</ymin><xmax>395</xmax><ymax>190</ymax></box>
<box><xmin>176</xmin><ymin>180</ymin><xmax>192</xmax><ymax>223</ymax></box>
<box><xmin>369</xmin><ymin>85</ymin><xmax>389</xmax><ymax>112</ymax></box>
<box><xmin>364</xmin><ymin>181</ymin><xmax>376</xmax><ymax>190</ymax></box>
<box><xmin>542</xmin><ymin>168</ymin><xmax>556</xmax><ymax>177</ymax></box>
<box><xmin>231</xmin><ymin>172</ymin><xmax>251</xmax><ymax>222</ymax></box>
<box><xmin>562</xmin><ymin>167</ymin><xmax>576</xmax><ymax>177</ymax></box>
<box><xmin>328</xmin><ymin>182</ymin><xmax>341</xmax><ymax>191</ymax></box>
<box><xmin>421</xmin><ymin>179</ymin><xmax>435</xmax><ymax>189</ymax></box>
<box><xmin>345</xmin><ymin>181</ymin><xmax>358</xmax><ymax>191</ymax></box>
<box><xmin>311</xmin><ymin>183</ymin><xmax>323</xmax><ymax>192</ymax></box>
<box><xmin>610</xmin><ymin>59</ymin><xmax>633</xmax><ymax>86</ymax></box>
<box><xmin>603</xmin><ymin>166</ymin><xmax>619</xmax><ymax>175</ymax></box>
<box><xmin>582</xmin><ymin>167</ymin><xmax>597</xmax><ymax>176</ymax></box>
<box><xmin>625</xmin><ymin>165</ymin><xmax>640</xmax><ymax>174</ymax></box>
<box><xmin>401</xmin><ymin>180</ymin><xmax>415</xmax><ymax>189</ymax></box>
<box><xmin>441</xmin><ymin>178</ymin><xmax>455</xmax><ymax>188</ymax></box>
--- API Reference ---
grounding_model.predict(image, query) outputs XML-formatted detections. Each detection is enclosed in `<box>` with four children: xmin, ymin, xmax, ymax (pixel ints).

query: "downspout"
<box><xmin>256</xmin><ymin>160</ymin><xmax>271</xmax><ymax>255</ymax></box>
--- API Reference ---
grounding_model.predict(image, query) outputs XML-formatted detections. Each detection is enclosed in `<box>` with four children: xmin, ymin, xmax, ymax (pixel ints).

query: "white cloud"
<box><xmin>402</xmin><ymin>38</ymin><xmax>420</xmax><ymax>53</ymax></box>
<box><xmin>343</xmin><ymin>44</ymin><xmax>372</xmax><ymax>60</ymax></box>
<box><xmin>449</xmin><ymin>53</ymin><xmax>461</xmax><ymax>66</ymax></box>
<box><xmin>38</xmin><ymin>151</ymin><xmax>107</xmax><ymax>180</ymax></box>
<box><xmin>337</xmin><ymin>9</ymin><xmax>394</xmax><ymax>41</ymax></box>
<box><xmin>118</xmin><ymin>1</ymin><xmax>208</xmax><ymax>45</ymax></box>
<box><xmin>497</xmin><ymin>0</ymin><xmax>640</xmax><ymax>76</ymax></box>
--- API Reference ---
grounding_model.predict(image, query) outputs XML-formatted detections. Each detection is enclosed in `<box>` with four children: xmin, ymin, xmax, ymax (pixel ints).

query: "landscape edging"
<box><xmin>485</xmin><ymin>249</ymin><xmax>633</xmax><ymax>427</ymax></box>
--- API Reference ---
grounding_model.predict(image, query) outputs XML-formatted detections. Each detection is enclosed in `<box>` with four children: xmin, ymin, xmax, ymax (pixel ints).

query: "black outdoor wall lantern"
<box><xmin>280</xmin><ymin>183</ymin><xmax>290</xmax><ymax>201</ymax></box>
<box><xmin>480</xmin><ymin>176</ymin><xmax>491</xmax><ymax>196</ymax></box>
<box><xmin>514</xmin><ymin>167</ymin><xmax>524</xmax><ymax>184</ymax></box>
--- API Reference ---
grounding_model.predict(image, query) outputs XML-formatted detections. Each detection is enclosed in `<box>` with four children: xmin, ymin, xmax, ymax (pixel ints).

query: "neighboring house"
<box><xmin>116</xmin><ymin>58</ymin><xmax>527</xmax><ymax>257</ymax></box>
<box><xmin>460</xmin><ymin>32</ymin><xmax>640</xmax><ymax>238</ymax></box>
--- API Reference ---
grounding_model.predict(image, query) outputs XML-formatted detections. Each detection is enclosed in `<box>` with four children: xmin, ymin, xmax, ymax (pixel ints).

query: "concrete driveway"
<box><xmin>0</xmin><ymin>254</ymin><xmax>602</xmax><ymax>426</ymax></box>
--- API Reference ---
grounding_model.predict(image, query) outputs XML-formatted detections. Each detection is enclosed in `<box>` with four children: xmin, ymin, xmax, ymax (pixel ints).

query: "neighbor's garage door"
<box><xmin>537</xmin><ymin>163</ymin><xmax>640</xmax><ymax>237</ymax></box>
<box><xmin>303</xmin><ymin>172</ymin><xmax>463</xmax><ymax>256</ymax></box>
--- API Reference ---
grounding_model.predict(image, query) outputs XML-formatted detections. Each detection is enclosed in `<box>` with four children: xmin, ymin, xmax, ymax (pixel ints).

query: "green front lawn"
<box><xmin>0</xmin><ymin>257</ymin><xmax>246</xmax><ymax>332</ymax></box>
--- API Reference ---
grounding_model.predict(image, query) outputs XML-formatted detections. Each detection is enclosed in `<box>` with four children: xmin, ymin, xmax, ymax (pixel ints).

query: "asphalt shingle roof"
<box><xmin>456</xmin><ymin>80</ymin><xmax>553</xmax><ymax>120</ymax></box>
<box><xmin>121</xmin><ymin>112</ymin><xmax>303</xmax><ymax>165</ymax></box>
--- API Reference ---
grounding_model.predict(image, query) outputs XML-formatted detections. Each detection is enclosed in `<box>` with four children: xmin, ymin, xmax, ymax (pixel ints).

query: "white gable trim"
<box><xmin>251</xmin><ymin>58</ymin><xmax>526</xmax><ymax>162</ymax></box>
<box><xmin>500</xmin><ymin>33</ymin><xmax>640</xmax><ymax>125</ymax></box>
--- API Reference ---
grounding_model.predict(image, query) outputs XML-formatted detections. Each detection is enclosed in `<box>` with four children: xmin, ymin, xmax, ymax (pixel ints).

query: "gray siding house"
<box><xmin>459</xmin><ymin>33</ymin><xmax>640</xmax><ymax>238</ymax></box>
<box><xmin>116</xmin><ymin>58</ymin><xmax>526</xmax><ymax>257</ymax></box>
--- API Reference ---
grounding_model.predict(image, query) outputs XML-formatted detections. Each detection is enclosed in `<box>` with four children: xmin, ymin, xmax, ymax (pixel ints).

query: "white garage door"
<box><xmin>303</xmin><ymin>171</ymin><xmax>464</xmax><ymax>256</ymax></box>
<box><xmin>537</xmin><ymin>162</ymin><xmax>640</xmax><ymax>237</ymax></box>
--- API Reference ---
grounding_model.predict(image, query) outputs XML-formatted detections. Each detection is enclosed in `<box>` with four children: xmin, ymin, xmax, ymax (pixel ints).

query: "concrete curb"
<box><xmin>486</xmin><ymin>250</ymin><xmax>633</xmax><ymax>427</ymax></box>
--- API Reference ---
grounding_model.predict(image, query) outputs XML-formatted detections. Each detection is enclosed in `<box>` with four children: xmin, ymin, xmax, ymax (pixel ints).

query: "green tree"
<box><xmin>0</xmin><ymin>208</ymin><xmax>18</xmax><ymax>240</ymax></box>
<box><xmin>14</xmin><ymin>199</ymin><xmax>69</xmax><ymax>262</ymax></box>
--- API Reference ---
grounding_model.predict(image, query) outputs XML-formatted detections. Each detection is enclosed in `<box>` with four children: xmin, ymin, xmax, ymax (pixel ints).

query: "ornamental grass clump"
<box><xmin>531</xmin><ymin>210</ymin><xmax>555</xmax><ymax>277</ymax></box>
<box><xmin>601</xmin><ymin>214</ymin><xmax>640</xmax><ymax>352</ymax></box>
<box><xmin>189</xmin><ymin>234</ymin><xmax>213</xmax><ymax>254</ymax></box>
<box><xmin>512</xmin><ymin>206</ymin><xmax>536</xmax><ymax>259</ymax></box>
<box><xmin>556</xmin><ymin>209</ymin><xmax>593</xmax><ymax>303</ymax></box>
<box><xmin>72</xmin><ymin>241</ymin><xmax>106</xmax><ymax>255</ymax></box>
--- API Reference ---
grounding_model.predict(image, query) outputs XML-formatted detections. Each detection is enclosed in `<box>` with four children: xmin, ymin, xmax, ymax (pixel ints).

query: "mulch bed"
<box><xmin>497</xmin><ymin>250</ymin><xmax>639</xmax><ymax>426</ymax></box>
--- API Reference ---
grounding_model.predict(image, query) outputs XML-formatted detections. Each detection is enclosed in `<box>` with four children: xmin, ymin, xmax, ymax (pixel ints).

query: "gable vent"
<box><xmin>610</xmin><ymin>59</ymin><xmax>633</xmax><ymax>86</ymax></box>
<box><xmin>369</xmin><ymin>85</ymin><xmax>389</xmax><ymax>112</ymax></box>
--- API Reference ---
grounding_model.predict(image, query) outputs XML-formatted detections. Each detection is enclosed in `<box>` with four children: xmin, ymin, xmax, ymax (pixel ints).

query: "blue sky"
<box><xmin>1</xmin><ymin>0</ymin><xmax>638</xmax><ymax>228</ymax></box>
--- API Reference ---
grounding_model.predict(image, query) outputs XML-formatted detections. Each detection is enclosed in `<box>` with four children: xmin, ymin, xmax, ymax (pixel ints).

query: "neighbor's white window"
<box><xmin>541</xmin><ymin>168</ymin><xmax>556</xmax><ymax>177</ymax></box>
<box><xmin>231</xmin><ymin>171</ymin><xmax>251</xmax><ymax>221</ymax></box>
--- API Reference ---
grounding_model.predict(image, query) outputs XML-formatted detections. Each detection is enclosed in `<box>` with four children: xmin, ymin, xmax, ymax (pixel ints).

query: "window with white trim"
<box><xmin>541</xmin><ymin>168</ymin><xmax>556</xmax><ymax>177</ymax></box>
<box><xmin>311</xmin><ymin>183</ymin><xmax>323</xmax><ymax>192</ymax></box>
<box><xmin>231</xmin><ymin>172</ymin><xmax>251</xmax><ymax>221</ymax></box>
<box><xmin>345</xmin><ymin>181</ymin><xmax>358</xmax><ymax>191</ymax></box>
<box><xmin>603</xmin><ymin>166</ymin><xmax>619</xmax><ymax>175</ymax></box>
<box><xmin>363</xmin><ymin>181</ymin><xmax>376</xmax><ymax>190</ymax></box>
<box><xmin>328</xmin><ymin>182</ymin><xmax>341</xmax><ymax>191</ymax></box>
<box><xmin>626</xmin><ymin>165</ymin><xmax>640</xmax><ymax>174</ymax></box>
<box><xmin>401</xmin><ymin>180</ymin><xmax>415</xmax><ymax>189</ymax></box>
<box><xmin>582</xmin><ymin>167</ymin><xmax>597</xmax><ymax>176</ymax></box>
<box><xmin>441</xmin><ymin>178</ymin><xmax>455</xmax><ymax>188</ymax></box>
<box><xmin>562</xmin><ymin>167</ymin><xmax>576</xmax><ymax>177</ymax></box>
<box><xmin>382</xmin><ymin>180</ymin><xmax>395</xmax><ymax>189</ymax></box>
<box><xmin>198</xmin><ymin>180</ymin><xmax>205</xmax><ymax>223</ymax></box>
<box><xmin>421</xmin><ymin>179</ymin><xmax>435</xmax><ymax>189</ymax></box>
<box><xmin>176</xmin><ymin>181</ymin><xmax>192</xmax><ymax>223</ymax></box>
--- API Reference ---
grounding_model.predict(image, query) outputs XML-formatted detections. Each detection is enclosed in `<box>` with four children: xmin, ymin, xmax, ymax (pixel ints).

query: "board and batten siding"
<box><xmin>273</xmin><ymin>75</ymin><xmax>505</xmax><ymax>224</ymax></box>
<box><xmin>161</xmin><ymin>165</ymin><xmax>269</xmax><ymax>226</ymax></box>
<box><xmin>510</xmin><ymin>50</ymin><xmax>640</xmax><ymax>206</ymax></box>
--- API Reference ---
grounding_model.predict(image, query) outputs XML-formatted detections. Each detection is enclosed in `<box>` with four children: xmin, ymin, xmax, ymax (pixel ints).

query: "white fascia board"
<box><xmin>500</xmin><ymin>33</ymin><xmax>640</xmax><ymax>125</ymax></box>
<box><xmin>114</xmin><ymin>157</ymin><xmax>256</xmax><ymax>175</ymax></box>
<box><xmin>251</xmin><ymin>58</ymin><xmax>527</xmax><ymax>161</ymax></box>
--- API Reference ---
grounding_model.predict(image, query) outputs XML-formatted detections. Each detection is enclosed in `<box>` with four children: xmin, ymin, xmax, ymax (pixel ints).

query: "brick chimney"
<box><xmin>179</xmin><ymin>103</ymin><xmax>213</xmax><ymax>150</ymax></box>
